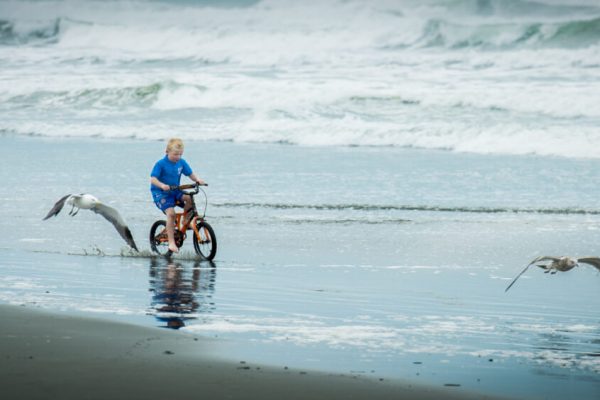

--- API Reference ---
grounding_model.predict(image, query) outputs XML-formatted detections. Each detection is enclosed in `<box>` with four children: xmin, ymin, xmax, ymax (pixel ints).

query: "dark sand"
<box><xmin>0</xmin><ymin>304</ymin><xmax>509</xmax><ymax>400</ymax></box>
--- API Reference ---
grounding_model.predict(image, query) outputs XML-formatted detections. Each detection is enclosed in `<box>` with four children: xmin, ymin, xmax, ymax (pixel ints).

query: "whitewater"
<box><xmin>1</xmin><ymin>0</ymin><xmax>600</xmax><ymax>157</ymax></box>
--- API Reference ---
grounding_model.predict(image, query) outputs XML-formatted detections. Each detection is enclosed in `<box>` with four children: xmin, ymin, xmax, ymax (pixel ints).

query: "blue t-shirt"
<box><xmin>150</xmin><ymin>155</ymin><xmax>193</xmax><ymax>195</ymax></box>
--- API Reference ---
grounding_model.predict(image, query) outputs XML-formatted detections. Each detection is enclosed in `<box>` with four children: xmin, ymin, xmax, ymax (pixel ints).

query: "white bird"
<box><xmin>43</xmin><ymin>194</ymin><xmax>138</xmax><ymax>251</ymax></box>
<box><xmin>505</xmin><ymin>256</ymin><xmax>600</xmax><ymax>292</ymax></box>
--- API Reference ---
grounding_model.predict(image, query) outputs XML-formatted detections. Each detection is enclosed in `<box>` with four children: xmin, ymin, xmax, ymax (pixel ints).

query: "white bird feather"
<box><xmin>43</xmin><ymin>194</ymin><xmax>138</xmax><ymax>251</ymax></box>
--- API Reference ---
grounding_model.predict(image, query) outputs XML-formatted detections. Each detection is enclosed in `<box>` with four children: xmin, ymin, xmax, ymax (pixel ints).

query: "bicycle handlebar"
<box><xmin>167</xmin><ymin>183</ymin><xmax>209</xmax><ymax>216</ymax></box>
<box><xmin>168</xmin><ymin>183</ymin><xmax>208</xmax><ymax>193</ymax></box>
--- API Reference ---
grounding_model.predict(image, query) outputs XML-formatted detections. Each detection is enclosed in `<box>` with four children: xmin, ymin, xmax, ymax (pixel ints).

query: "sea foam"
<box><xmin>1</xmin><ymin>0</ymin><xmax>600</xmax><ymax>158</ymax></box>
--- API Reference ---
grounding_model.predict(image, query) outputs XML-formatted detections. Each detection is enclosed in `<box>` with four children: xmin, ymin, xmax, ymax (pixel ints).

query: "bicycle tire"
<box><xmin>149</xmin><ymin>220</ymin><xmax>172</xmax><ymax>257</ymax></box>
<box><xmin>192</xmin><ymin>221</ymin><xmax>217</xmax><ymax>260</ymax></box>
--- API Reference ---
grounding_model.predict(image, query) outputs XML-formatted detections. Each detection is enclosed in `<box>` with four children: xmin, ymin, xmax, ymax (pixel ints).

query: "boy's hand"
<box><xmin>161</xmin><ymin>183</ymin><xmax>170</xmax><ymax>191</ymax></box>
<box><xmin>196</xmin><ymin>179</ymin><xmax>206</xmax><ymax>186</ymax></box>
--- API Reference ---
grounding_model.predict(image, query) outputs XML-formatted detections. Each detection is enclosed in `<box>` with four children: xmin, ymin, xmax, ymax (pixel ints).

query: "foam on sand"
<box><xmin>0</xmin><ymin>304</ymin><xmax>504</xmax><ymax>400</ymax></box>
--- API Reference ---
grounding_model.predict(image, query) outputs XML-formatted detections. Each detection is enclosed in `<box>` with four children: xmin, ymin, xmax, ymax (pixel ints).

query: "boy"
<box><xmin>150</xmin><ymin>138</ymin><xmax>205</xmax><ymax>253</ymax></box>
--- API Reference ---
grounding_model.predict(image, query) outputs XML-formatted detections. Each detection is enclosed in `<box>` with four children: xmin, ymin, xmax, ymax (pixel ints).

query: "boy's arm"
<box><xmin>188</xmin><ymin>173</ymin><xmax>206</xmax><ymax>185</ymax></box>
<box><xmin>150</xmin><ymin>177</ymin><xmax>170</xmax><ymax>191</ymax></box>
<box><xmin>182</xmin><ymin>160</ymin><xmax>205</xmax><ymax>185</ymax></box>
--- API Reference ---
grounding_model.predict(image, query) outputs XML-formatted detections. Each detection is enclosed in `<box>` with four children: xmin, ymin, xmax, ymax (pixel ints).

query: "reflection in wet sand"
<box><xmin>148</xmin><ymin>259</ymin><xmax>216</xmax><ymax>329</ymax></box>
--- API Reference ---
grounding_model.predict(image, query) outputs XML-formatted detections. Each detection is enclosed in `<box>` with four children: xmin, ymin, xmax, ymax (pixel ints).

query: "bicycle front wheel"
<box><xmin>149</xmin><ymin>220</ymin><xmax>172</xmax><ymax>257</ymax></box>
<box><xmin>192</xmin><ymin>221</ymin><xmax>217</xmax><ymax>260</ymax></box>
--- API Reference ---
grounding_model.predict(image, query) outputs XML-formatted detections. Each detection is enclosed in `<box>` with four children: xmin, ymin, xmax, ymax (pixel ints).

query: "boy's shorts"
<box><xmin>152</xmin><ymin>190</ymin><xmax>184</xmax><ymax>212</ymax></box>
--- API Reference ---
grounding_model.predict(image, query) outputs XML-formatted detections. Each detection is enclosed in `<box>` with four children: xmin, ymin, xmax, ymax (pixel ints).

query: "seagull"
<box><xmin>505</xmin><ymin>256</ymin><xmax>600</xmax><ymax>292</ymax></box>
<box><xmin>43</xmin><ymin>194</ymin><xmax>138</xmax><ymax>251</ymax></box>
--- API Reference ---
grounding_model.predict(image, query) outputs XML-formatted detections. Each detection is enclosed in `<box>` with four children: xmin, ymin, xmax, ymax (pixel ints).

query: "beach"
<box><xmin>1</xmin><ymin>304</ymin><xmax>507</xmax><ymax>400</ymax></box>
<box><xmin>1</xmin><ymin>1</ymin><xmax>600</xmax><ymax>399</ymax></box>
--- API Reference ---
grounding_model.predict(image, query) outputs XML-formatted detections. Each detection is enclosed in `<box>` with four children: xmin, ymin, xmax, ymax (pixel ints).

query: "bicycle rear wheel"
<box><xmin>192</xmin><ymin>221</ymin><xmax>217</xmax><ymax>260</ymax></box>
<box><xmin>150</xmin><ymin>220</ymin><xmax>172</xmax><ymax>257</ymax></box>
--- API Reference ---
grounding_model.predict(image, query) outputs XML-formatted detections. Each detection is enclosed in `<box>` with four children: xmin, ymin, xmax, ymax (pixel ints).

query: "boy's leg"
<box><xmin>184</xmin><ymin>194</ymin><xmax>193</xmax><ymax>210</ymax></box>
<box><xmin>165</xmin><ymin>207</ymin><xmax>178</xmax><ymax>253</ymax></box>
<box><xmin>182</xmin><ymin>194</ymin><xmax>193</xmax><ymax>224</ymax></box>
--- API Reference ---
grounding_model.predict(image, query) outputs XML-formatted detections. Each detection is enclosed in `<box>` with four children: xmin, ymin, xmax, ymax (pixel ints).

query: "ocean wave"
<box><xmin>2</xmin><ymin>1</ymin><xmax>599</xmax><ymax>53</ymax></box>
<box><xmin>392</xmin><ymin>16</ymin><xmax>600</xmax><ymax>50</ymax></box>
<box><xmin>272</xmin><ymin>217</ymin><xmax>413</xmax><ymax>225</ymax></box>
<box><xmin>4</xmin><ymin>80</ymin><xmax>206</xmax><ymax>110</ymax></box>
<box><xmin>4</xmin><ymin>82</ymin><xmax>597</xmax><ymax>120</ymax></box>
<box><xmin>4</xmin><ymin>121</ymin><xmax>600</xmax><ymax>159</ymax></box>
<box><xmin>549</xmin><ymin>16</ymin><xmax>600</xmax><ymax>47</ymax></box>
<box><xmin>2</xmin><ymin>1</ymin><xmax>600</xmax><ymax>158</ymax></box>
<box><xmin>213</xmin><ymin>202</ymin><xmax>600</xmax><ymax>216</ymax></box>
<box><xmin>0</xmin><ymin>17</ymin><xmax>61</xmax><ymax>45</ymax></box>
<box><xmin>441</xmin><ymin>0</ymin><xmax>599</xmax><ymax>19</ymax></box>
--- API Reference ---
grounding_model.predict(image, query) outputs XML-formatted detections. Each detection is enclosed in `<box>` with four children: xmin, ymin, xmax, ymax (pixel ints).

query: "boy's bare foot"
<box><xmin>168</xmin><ymin>244</ymin><xmax>179</xmax><ymax>253</ymax></box>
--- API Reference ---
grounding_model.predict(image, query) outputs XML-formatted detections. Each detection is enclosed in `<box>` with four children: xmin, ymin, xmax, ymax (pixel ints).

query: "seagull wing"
<box><xmin>505</xmin><ymin>256</ymin><xmax>559</xmax><ymax>292</ymax></box>
<box><xmin>91</xmin><ymin>202</ymin><xmax>138</xmax><ymax>251</ymax></box>
<box><xmin>531</xmin><ymin>256</ymin><xmax>561</xmax><ymax>270</ymax></box>
<box><xmin>43</xmin><ymin>194</ymin><xmax>72</xmax><ymax>220</ymax></box>
<box><xmin>577</xmin><ymin>257</ymin><xmax>600</xmax><ymax>271</ymax></box>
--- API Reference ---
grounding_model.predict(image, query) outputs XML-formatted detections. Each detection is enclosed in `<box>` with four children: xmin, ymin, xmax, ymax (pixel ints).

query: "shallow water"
<box><xmin>1</xmin><ymin>136</ymin><xmax>599</xmax><ymax>399</ymax></box>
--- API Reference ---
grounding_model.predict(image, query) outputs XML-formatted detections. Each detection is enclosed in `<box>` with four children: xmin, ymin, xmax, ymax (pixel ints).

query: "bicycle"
<box><xmin>149</xmin><ymin>183</ymin><xmax>217</xmax><ymax>260</ymax></box>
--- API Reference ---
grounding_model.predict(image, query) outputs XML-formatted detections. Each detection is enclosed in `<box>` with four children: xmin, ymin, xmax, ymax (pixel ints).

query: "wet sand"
<box><xmin>0</xmin><ymin>304</ymin><xmax>507</xmax><ymax>400</ymax></box>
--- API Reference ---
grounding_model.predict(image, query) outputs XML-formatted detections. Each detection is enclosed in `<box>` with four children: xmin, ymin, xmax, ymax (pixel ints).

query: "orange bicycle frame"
<box><xmin>176</xmin><ymin>210</ymin><xmax>211</xmax><ymax>244</ymax></box>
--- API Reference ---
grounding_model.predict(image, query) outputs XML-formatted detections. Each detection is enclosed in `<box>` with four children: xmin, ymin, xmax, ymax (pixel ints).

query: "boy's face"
<box><xmin>167</xmin><ymin>149</ymin><xmax>183</xmax><ymax>162</ymax></box>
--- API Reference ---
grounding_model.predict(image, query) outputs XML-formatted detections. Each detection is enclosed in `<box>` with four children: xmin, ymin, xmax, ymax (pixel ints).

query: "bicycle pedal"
<box><xmin>156</xmin><ymin>232</ymin><xmax>168</xmax><ymax>240</ymax></box>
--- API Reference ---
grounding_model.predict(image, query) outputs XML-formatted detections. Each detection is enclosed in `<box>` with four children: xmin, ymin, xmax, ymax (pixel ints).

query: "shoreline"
<box><xmin>0</xmin><ymin>304</ymin><xmax>508</xmax><ymax>400</ymax></box>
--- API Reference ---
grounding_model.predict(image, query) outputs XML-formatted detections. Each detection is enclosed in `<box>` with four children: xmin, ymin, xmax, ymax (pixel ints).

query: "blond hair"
<box><xmin>166</xmin><ymin>138</ymin><xmax>184</xmax><ymax>153</ymax></box>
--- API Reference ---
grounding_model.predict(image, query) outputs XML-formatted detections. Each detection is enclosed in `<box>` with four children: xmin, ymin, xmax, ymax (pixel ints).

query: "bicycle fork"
<box><xmin>191</xmin><ymin>219</ymin><xmax>212</xmax><ymax>243</ymax></box>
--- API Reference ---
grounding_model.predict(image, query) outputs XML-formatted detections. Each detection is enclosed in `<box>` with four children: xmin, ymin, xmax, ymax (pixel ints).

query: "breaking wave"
<box><xmin>1</xmin><ymin>0</ymin><xmax>599</xmax><ymax>53</ymax></box>
<box><xmin>0</xmin><ymin>18</ymin><xmax>60</xmax><ymax>45</ymax></box>
<box><xmin>4</xmin><ymin>81</ymin><xmax>206</xmax><ymax>110</ymax></box>
<box><xmin>402</xmin><ymin>16</ymin><xmax>600</xmax><ymax>49</ymax></box>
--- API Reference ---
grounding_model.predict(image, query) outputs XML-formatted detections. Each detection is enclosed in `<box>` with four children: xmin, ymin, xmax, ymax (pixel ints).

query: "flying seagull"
<box><xmin>505</xmin><ymin>256</ymin><xmax>600</xmax><ymax>292</ymax></box>
<box><xmin>43</xmin><ymin>194</ymin><xmax>138</xmax><ymax>251</ymax></box>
